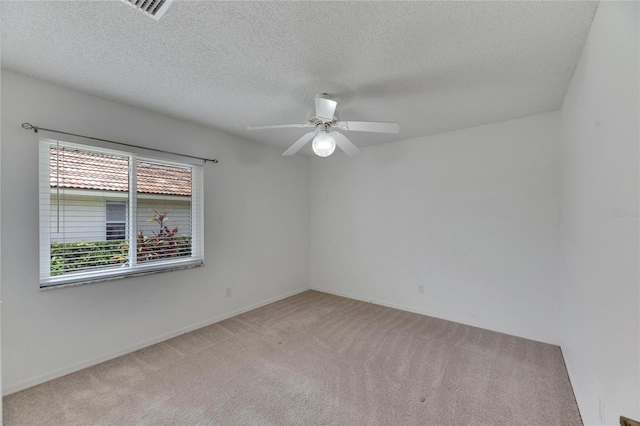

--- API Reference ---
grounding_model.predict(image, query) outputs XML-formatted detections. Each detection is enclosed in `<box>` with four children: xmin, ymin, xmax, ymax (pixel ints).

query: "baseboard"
<box><xmin>3</xmin><ymin>287</ymin><xmax>309</xmax><ymax>396</ymax></box>
<box><xmin>310</xmin><ymin>287</ymin><xmax>561</xmax><ymax>346</ymax></box>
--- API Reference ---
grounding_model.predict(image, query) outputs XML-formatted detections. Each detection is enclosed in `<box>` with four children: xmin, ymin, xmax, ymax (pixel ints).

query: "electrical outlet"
<box><xmin>418</xmin><ymin>284</ymin><xmax>425</xmax><ymax>294</ymax></box>
<box><xmin>599</xmin><ymin>397</ymin><xmax>605</xmax><ymax>424</ymax></box>
<box><xmin>225</xmin><ymin>287</ymin><xmax>231</xmax><ymax>297</ymax></box>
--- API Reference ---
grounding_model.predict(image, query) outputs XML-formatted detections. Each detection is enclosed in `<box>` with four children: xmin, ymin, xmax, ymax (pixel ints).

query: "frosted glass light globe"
<box><xmin>312</xmin><ymin>131</ymin><xmax>336</xmax><ymax>157</ymax></box>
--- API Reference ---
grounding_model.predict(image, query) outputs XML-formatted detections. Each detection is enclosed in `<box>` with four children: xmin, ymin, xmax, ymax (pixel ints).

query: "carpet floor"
<box><xmin>3</xmin><ymin>290</ymin><xmax>581</xmax><ymax>425</ymax></box>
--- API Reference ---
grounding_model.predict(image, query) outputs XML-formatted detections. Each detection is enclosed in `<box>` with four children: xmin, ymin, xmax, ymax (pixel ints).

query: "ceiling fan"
<box><xmin>247</xmin><ymin>94</ymin><xmax>400</xmax><ymax>157</ymax></box>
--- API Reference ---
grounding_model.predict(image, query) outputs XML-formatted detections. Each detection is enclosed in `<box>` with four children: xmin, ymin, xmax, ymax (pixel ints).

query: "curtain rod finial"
<box><xmin>22</xmin><ymin>123</ymin><xmax>39</xmax><ymax>132</ymax></box>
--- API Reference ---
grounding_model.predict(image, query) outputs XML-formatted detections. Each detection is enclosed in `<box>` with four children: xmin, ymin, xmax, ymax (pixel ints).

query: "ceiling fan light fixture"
<box><xmin>312</xmin><ymin>131</ymin><xmax>336</xmax><ymax>157</ymax></box>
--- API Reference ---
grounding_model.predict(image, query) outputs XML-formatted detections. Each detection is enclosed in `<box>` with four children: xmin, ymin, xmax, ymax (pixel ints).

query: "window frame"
<box><xmin>39</xmin><ymin>138</ymin><xmax>204</xmax><ymax>289</ymax></box>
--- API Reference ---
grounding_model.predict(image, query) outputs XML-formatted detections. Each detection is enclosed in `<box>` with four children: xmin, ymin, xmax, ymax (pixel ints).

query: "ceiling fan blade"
<box><xmin>283</xmin><ymin>132</ymin><xmax>316</xmax><ymax>156</ymax></box>
<box><xmin>336</xmin><ymin>121</ymin><xmax>400</xmax><ymax>134</ymax></box>
<box><xmin>247</xmin><ymin>123</ymin><xmax>311</xmax><ymax>130</ymax></box>
<box><xmin>333</xmin><ymin>132</ymin><xmax>360</xmax><ymax>157</ymax></box>
<box><xmin>315</xmin><ymin>97</ymin><xmax>337</xmax><ymax>121</ymax></box>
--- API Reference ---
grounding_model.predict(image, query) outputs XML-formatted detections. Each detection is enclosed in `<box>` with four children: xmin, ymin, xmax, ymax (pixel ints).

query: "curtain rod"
<box><xmin>21</xmin><ymin>123</ymin><xmax>219</xmax><ymax>164</ymax></box>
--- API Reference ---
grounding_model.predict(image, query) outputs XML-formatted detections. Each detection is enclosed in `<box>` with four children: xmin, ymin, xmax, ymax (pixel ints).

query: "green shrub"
<box><xmin>51</xmin><ymin>237</ymin><xmax>192</xmax><ymax>276</ymax></box>
<box><xmin>51</xmin><ymin>210</ymin><xmax>191</xmax><ymax>276</ymax></box>
<box><xmin>50</xmin><ymin>240</ymin><xmax>128</xmax><ymax>276</ymax></box>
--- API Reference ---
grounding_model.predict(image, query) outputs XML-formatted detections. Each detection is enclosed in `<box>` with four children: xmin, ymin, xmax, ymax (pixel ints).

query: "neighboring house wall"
<box><xmin>50</xmin><ymin>194</ymin><xmax>106</xmax><ymax>243</ymax></box>
<box><xmin>50</xmin><ymin>192</ymin><xmax>191</xmax><ymax>243</ymax></box>
<box><xmin>136</xmin><ymin>198</ymin><xmax>192</xmax><ymax>238</ymax></box>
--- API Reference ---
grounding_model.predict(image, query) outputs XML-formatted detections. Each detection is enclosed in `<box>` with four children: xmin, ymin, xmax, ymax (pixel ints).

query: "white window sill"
<box><xmin>40</xmin><ymin>258</ymin><xmax>204</xmax><ymax>290</ymax></box>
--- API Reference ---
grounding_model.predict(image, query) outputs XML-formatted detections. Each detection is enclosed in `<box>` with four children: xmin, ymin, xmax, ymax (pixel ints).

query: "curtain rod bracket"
<box><xmin>21</xmin><ymin>122</ymin><xmax>218</xmax><ymax>164</ymax></box>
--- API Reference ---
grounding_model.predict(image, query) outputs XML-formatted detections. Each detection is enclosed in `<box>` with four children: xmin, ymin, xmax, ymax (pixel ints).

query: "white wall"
<box><xmin>0</xmin><ymin>70</ymin><xmax>310</xmax><ymax>394</ymax></box>
<box><xmin>560</xmin><ymin>2</ymin><xmax>640</xmax><ymax>424</ymax></box>
<box><xmin>310</xmin><ymin>112</ymin><xmax>562</xmax><ymax>344</ymax></box>
<box><xmin>0</xmin><ymin>61</ymin><xmax>4</xmax><ymax>426</ymax></box>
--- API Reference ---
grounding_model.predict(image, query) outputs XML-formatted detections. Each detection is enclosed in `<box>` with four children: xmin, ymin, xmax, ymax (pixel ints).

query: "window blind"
<box><xmin>39</xmin><ymin>138</ymin><xmax>204</xmax><ymax>288</ymax></box>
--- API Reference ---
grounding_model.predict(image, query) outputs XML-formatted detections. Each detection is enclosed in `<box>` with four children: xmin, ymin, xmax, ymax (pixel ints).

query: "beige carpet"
<box><xmin>4</xmin><ymin>290</ymin><xmax>581</xmax><ymax>425</ymax></box>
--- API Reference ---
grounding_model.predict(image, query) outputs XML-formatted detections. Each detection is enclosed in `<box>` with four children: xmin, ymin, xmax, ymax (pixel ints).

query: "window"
<box><xmin>39</xmin><ymin>138</ymin><xmax>204</xmax><ymax>288</ymax></box>
<box><xmin>106</xmin><ymin>201</ymin><xmax>127</xmax><ymax>240</ymax></box>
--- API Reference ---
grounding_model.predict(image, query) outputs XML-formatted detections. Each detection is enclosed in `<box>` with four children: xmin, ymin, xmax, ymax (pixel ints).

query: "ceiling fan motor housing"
<box><xmin>307</xmin><ymin>108</ymin><xmax>338</xmax><ymax>127</ymax></box>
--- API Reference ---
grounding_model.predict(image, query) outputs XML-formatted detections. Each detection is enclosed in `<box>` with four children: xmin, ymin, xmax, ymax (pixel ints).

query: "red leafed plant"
<box><xmin>137</xmin><ymin>209</ymin><xmax>189</xmax><ymax>262</ymax></box>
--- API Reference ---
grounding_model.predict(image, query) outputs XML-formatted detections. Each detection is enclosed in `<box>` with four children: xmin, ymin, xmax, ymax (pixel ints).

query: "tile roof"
<box><xmin>50</xmin><ymin>148</ymin><xmax>192</xmax><ymax>196</ymax></box>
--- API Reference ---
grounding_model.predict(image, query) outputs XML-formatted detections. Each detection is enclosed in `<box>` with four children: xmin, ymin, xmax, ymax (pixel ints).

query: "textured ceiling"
<box><xmin>1</xmin><ymin>1</ymin><xmax>598</xmax><ymax>154</ymax></box>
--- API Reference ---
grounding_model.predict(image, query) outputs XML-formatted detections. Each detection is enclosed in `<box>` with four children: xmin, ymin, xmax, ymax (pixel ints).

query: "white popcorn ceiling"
<box><xmin>1</xmin><ymin>1</ymin><xmax>598</xmax><ymax>154</ymax></box>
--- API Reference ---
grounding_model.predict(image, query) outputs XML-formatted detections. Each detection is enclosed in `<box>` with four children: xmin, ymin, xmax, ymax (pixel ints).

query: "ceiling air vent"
<box><xmin>121</xmin><ymin>0</ymin><xmax>173</xmax><ymax>20</ymax></box>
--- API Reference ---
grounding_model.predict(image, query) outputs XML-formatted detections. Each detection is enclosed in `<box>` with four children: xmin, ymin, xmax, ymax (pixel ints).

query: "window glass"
<box><xmin>106</xmin><ymin>201</ymin><xmax>127</xmax><ymax>241</ymax></box>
